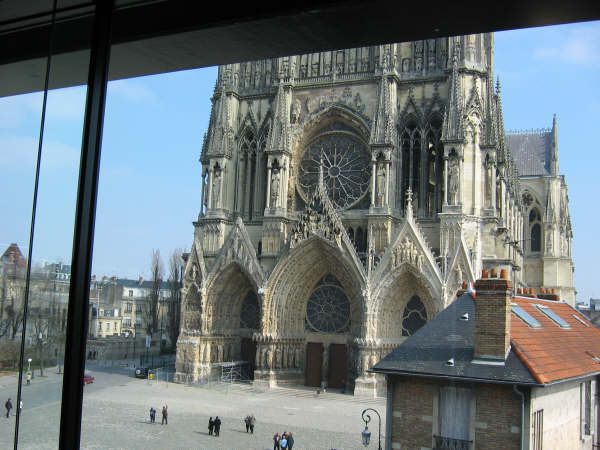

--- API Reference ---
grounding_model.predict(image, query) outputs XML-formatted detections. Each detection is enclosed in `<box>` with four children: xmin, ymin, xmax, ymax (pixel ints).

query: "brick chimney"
<box><xmin>473</xmin><ymin>268</ymin><xmax>514</xmax><ymax>362</ymax></box>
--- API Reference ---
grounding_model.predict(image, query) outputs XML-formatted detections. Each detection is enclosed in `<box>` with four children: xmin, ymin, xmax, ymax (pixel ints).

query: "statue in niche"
<box><xmin>294</xmin><ymin>346</ymin><xmax>300</xmax><ymax>368</ymax></box>
<box><xmin>415</xmin><ymin>57</ymin><xmax>423</xmax><ymax>71</ymax></box>
<box><xmin>485</xmin><ymin>165</ymin><xmax>492</xmax><ymax>208</ymax></box>
<box><xmin>275</xmin><ymin>346</ymin><xmax>282</xmax><ymax>369</ymax></box>
<box><xmin>448</xmin><ymin>158</ymin><xmax>459</xmax><ymax>205</ymax></box>
<box><xmin>270</xmin><ymin>168</ymin><xmax>281</xmax><ymax>207</ymax></box>
<box><xmin>402</xmin><ymin>58</ymin><xmax>410</xmax><ymax>72</ymax></box>
<box><xmin>376</xmin><ymin>164</ymin><xmax>386</xmax><ymax>206</ymax></box>
<box><xmin>212</xmin><ymin>167</ymin><xmax>222</xmax><ymax>208</ymax></box>
<box><xmin>546</xmin><ymin>229</ymin><xmax>553</xmax><ymax>253</ymax></box>
<box><xmin>291</xmin><ymin>98</ymin><xmax>301</xmax><ymax>123</ymax></box>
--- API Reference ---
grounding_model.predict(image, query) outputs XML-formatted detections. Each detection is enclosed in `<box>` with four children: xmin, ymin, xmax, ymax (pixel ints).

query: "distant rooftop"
<box><xmin>506</xmin><ymin>128</ymin><xmax>553</xmax><ymax>177</ymax></box>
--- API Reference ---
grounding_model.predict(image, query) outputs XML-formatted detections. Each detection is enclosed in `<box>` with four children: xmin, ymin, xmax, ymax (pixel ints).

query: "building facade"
<box><xmin>175</xmin><ymin>34</ymin><xmax>575</xmax><ymax>395</ymax></box>
<box><xmin>373</xmin><ymin>272</ymin><xmax>599</xmax><ymax>449</ymax></box>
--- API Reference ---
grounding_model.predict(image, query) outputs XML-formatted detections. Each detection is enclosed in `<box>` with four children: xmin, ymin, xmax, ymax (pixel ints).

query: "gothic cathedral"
<box><xmin>175</xmin><ymin>34</ymin><xmax>575</xmax><ymax>396</ymax></box>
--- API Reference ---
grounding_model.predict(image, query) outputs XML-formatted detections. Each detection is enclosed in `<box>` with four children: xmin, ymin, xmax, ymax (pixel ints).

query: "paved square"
<box><xmin>0</xmin><ymin>365</ymin><xmax>386</xmax><ymax>449</ymax></box>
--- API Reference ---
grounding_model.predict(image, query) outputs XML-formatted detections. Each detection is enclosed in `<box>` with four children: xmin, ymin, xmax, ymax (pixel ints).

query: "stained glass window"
<box><xmin>306</xmin><ymin>274</ymin><xmax>351</xmax><ymax>333</ymax></box>
<box><xmin>402</xmin><ymin>295</ymin><xmax>427</xmax><ymax>336</ymax></box>
<box><xmin>298</xmin><ymin>131</ymin><xmax>370</xmax><ymax>210</ymax></box>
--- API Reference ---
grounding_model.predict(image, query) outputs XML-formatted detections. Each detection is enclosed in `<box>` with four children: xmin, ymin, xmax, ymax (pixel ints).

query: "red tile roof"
<box><xmin>511</xmin><ymin>297</ymin><xmax>600</xmax><ymax>384</ymax></box>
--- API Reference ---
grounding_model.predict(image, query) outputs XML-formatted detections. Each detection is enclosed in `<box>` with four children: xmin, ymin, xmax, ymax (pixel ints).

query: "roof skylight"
<box><xmin>535</xmin><ymin>304</ymin><xmax>570</xmax><ymax>329</ymax></box>
<box><xmin>573</xmin><ymin>314</ymin><xmax>590</xmax><ymax>327</ymax></box>
<box><xmin>511</xmin><ymin>304</ymin><xmax>541</xmax><ymax>329</ymax></box>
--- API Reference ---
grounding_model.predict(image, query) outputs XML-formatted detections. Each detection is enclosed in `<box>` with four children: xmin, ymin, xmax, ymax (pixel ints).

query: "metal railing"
<box><xmin>434</xmin><ymin>435</ymin><xmax>472</xmax><ymax>450</ymax></box>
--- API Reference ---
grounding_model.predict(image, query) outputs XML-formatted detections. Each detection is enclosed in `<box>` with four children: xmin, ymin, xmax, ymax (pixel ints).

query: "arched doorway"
<box><xmin>304</xmin><ymin>274</ymin><xmax>351</xmax><ymax>388</ymax></box>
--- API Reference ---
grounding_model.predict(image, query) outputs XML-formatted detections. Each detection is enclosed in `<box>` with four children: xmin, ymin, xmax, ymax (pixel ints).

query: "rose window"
<box><xmin>298</xmin><ymin>132</ymin><xmax>371</xmax><ymax>210</ymax></box>
<box><xmin>305</xmin><ymin>275</ymin><xmax>350</xmax><ymax>333</ymax></box>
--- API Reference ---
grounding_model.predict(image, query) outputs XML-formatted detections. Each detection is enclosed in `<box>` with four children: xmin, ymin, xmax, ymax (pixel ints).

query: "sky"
<box><xmin>0</xmin><ymin>20</ymin><xmax>598</xmax><ymax>301</ymax></box>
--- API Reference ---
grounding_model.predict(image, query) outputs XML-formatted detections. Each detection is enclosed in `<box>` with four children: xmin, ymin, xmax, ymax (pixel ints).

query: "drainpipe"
<box><xmin>513</xmin><ymin>385</ymin><xmax>525</xmax><ymax>450</ymax></box>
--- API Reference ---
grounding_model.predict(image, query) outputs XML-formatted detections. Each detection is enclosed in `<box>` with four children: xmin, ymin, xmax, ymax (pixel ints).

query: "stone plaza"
<box><xmin>0</xmin><ymin>365</ymin><xmax>385</xmax><ymax>449</ymax></box>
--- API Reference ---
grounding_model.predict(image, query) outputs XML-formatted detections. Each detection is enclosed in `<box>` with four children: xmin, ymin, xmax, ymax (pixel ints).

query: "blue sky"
<box><xmin>0</xmin><ymin>21</ymin><xmax>598</xmax><ymax>301</ymax></box>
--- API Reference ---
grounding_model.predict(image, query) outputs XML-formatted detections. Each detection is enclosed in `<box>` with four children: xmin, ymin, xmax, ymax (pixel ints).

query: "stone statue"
<box><xmin>270</xmin><ymin>169</ymin><xmax>281</xmax><ymax>207</ymax></box>
<box><xmin>448</xmin><ymin>158</ymin><xmax>459</xmax><ymax>205</ymax></box>
<box><xmin>294</xmin><ymin>346</ymin><xmax>301</xmax><ymax>369</ymax></box>
<box><xmin>402</xmin><ymin>58</ymin><xmax>410</xmax><ymax>72</ymax></box>
<box><xmin>275</xmin><ymin>346</ymin><xmax>282</xmax><ymax>369</ymax></box>
<box><xmin>485</xmin><ymin>165</ymin><xmax>492</xmax><ymax>208</ymax></box>
<box><xmin>291</xmin><ymin>98</ymin><xmax>301</xmax><ymax>123</ymax></box>
<box><xmin>376</xmin><ymin>164</ymin><xmax>386</xmax><ymax>206</ymax></box>
<box><xmin>212</xmin><ymin>167</ymin><xmax>222</xmax><ymax>208</ymax></box>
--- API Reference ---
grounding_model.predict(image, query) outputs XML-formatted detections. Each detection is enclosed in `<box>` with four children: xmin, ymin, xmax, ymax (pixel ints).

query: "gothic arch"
<box><xmin>292</xmin><ymin>104</ymin><xmax>371</xmax><ymax>162</ymax></box>
<box><xmin>372</xmin><ymin>266</ymin><xmax>438</xmax><ymax>341</ymax></box>
<box><xmin>204</xmin><ymin>262</ymin><xmax>261</xmax><ymax>335</ymax></box>
<box><xmin>266</xmin><ymin>235</ymin><xmax>366</xmax><ymax>337</ymax></box>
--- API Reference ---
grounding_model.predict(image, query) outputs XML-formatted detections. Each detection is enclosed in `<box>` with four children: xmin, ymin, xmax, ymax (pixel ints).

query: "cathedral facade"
<box><xmin>175</xmin><ymin>34</ymin><xmax>575</xmax><ymax>396</ymax></box>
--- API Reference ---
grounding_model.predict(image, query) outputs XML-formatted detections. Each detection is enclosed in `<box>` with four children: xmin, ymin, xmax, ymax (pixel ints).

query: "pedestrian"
<box><xmin>214</xmin><ymin>416</ymin><xmax>221</xmax><ymax>436</ymax></box>
<box><xmin>5</xmin><ymin>398</ymin><xmax>12</xmax><ymax>418</ymax></box>
<box><xmin>161</xmin><ymin>405</ymin><xmax>168</xmax><ymax>425</ymax></box>
<box><xmin>244</xmin><ymin>415</ymin><xmax>250</xmax><ymax>432</ymax></box>
<box><xmin>287</xmin><ymin>431</ymin><xmax>294</xmax><ymax>449</ymax></box>
<box><xmin>249</xmin><ymin>413</ymin><xmax>255</xmax><ymax>434</ymax></box>
<box><xmin>149</xmin><ymin>407</ymin><xmax>156</xmax><ymax>423</ymax></box>
<box><xmin>273</xmin><ymin>432</ymin><xmax>281</xmax><ymax>450</ymax></box>
<box><xmin>208</xmin><ymin>416</ymin><xmax>214</xmax><ymax>435</ymax></box>
<box><xmin>26</xmin><ymin>372</ymin><xmax>31</xmax><ymax>385</ymax></box>
<box><xmin>281</xmin><ymin>434</ymin><xmax>288</xmax><ymax>449</ymax></box>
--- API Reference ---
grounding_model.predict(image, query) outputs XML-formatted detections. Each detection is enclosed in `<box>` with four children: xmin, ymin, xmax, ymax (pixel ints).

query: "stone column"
<box><xmin>207</xmin><ymin>167</ymin><xmax>214</xmax><ymax>209</ymax></box>
<box><xmin>253</xmin><ymin>153</ymin><xmax>262</xmax><ymax>217</ymax></box>
<box><xmin>385</xmin><ymin>161</ymin><xmax>390</xmax><ymax>207</ymax></box>
<box><xmin>491</xmin><ymin>163</ymin><xmax>497</xmax><ymax>211</ymax></box>
<box><xmin>443</xmin><ymin>156</ymin><xmax>448</xmax><ymax>205</ymax></box>
<box><xmin>236</xmin><ymin>155</ymin><xmax>245</xmax><ymax>213</ymax></box>
<box><xmin>370</xmin><ymin>161</ymin><xmax>376</xmax><ymax>206</ymax></box>
<box><xmin>266</xmin><ymin>163</ymin><xmax>272</xmax><ymax>209</ymax></box>
<box><xmin>244</xmin><ymin>155</ymin><xmax>252</xmax><ymax>217</ymax></box>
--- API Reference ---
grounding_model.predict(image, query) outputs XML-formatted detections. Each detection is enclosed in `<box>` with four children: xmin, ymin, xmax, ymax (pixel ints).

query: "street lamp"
<box><xmin>361</xmin><ymin>408</ymin><xmax>382</xmax><ymax>450</ymax></box>
<box><xmin>27</xmin><ymin>358</ymin><xmax>32</xmax><ymax>373</ymax></box>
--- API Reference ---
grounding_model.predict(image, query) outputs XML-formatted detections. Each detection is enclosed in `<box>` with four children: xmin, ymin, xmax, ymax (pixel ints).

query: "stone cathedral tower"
<box><xmin>175</xmin><ymin>34</ymin><xmax>575</xmax><ymax>396</ymax></box>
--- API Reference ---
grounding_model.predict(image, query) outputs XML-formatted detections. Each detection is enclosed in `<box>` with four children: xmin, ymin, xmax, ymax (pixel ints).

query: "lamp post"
<box><xmin>27</xmin><ymin>358</ymin><xmax>32</xmax><ymax>374</ymax></box>
<box><xmin>361</xmin><ymin>408</ymin><xmax>382</xmax><ymax>450</ymax></box>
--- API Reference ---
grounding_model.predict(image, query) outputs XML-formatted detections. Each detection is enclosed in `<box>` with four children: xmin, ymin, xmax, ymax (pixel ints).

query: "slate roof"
<box><xmin>373</xmin><ymin>293</ymin><xmax>600</xmax><ymax>386</ymax></box>
<box><xmin>506</xmin><ymin>131</ymin><xmax>552</xmax><ymax>176</ymax></box>
<box><xmin>117</xmin><ymin>278</ymin><xmax>171</xmax><ymax>290</ymax></box>
<box><xmin>510</xmin><ymin>297</ymin><xmax>600</xmax><ymax>384</ymax></box>
<box><xmin>372</xmin><ymin>293</ymin><xmax>538</xmax><ymax>385</ymax></box>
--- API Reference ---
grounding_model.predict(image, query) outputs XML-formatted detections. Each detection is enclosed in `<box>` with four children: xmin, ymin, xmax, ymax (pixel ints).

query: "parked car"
<box><xmin>134</xmin><ymin>367</ymin><xmax>149</xmax><ymax>378</ymax></box>
<box><xmin>83</xmin><ymin>374</ymin><xmax>95</xmax><ymax>384</ymax></box>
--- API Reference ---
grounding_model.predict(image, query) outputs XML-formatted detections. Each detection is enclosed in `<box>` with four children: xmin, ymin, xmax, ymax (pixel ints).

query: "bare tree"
<box><xmin>167</xmin><ymin>249</ymin><xmax>184</xmax><ymax>350</ymax></box>
<box><xmin>146</xmin><ymin>249</ymin><xmax>163</xmax><ymax>337</ymax></box>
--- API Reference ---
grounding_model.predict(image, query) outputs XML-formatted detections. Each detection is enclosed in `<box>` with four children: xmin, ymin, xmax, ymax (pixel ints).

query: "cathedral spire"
<box><xmin>550</xmin><ymin>113</ymin><xmax>559</xmax><ymax>175</ymax></box>
<box><xmin>441</xmin><ymin>39</ymin><xmax>464</xmax><ymax>142</ymax></box>
<box><xmin>494</xmin><ymin>76</ymin><xmax>507</xmax><ymax>165</ymax></box>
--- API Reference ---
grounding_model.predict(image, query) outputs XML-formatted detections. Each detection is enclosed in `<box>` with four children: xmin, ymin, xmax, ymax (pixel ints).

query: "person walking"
<box><xmin>5</xmin><ymin>398</ymin><xmax>12</xmax><ymax>418</ymax></box>
<box><xmin>161</xmin><ymin>405</ymin><xmax>168</xmax><ymax>425</ymax></box>
<box><xmin>281</xmin><ymin>434</ymin><xmax>288</xmax><ymax>449</ymax></box>
<box><xmin>273</xmin><ymin>432</ymin><xmax>281</xmax><ymax>450</ymax></box>
<box><xmin>249</xmin><ymin>413</ymin><xmax>255</xmax><ymax>434</ymax></box>
<box><xmin>208</xmin><ymin>416</ymin><xmax>214</xmax><ymax>435</ymax></box>
<box><xmin>287</xmin><ymin>431</ymin><xmax>295</xmax><ymax>449</ymax></box>
<box><xmin>244</xmin><ymin>415</ymin><xmax>250</xmax><ymax>433</ymax></box>
<box><xmin>149</xmin><ymin>407</ymin><xmax>156</xmax><ymax>423</ymax></box>
<box><xmin>214</xmin><ymin>416</ymin><xmax>221</xmax><ymax>436</ymax></box>
<box><xmin>26</xmin><ymin>372</ymin><xmax>31</xmax><ymax>385</ymax></box>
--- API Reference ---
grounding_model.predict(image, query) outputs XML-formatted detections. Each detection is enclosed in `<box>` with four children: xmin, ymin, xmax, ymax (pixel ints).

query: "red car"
<box><xmin>83</xmin><ymin>374</ymin><xmax>95</xmax><ymax>385</ymax></box>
